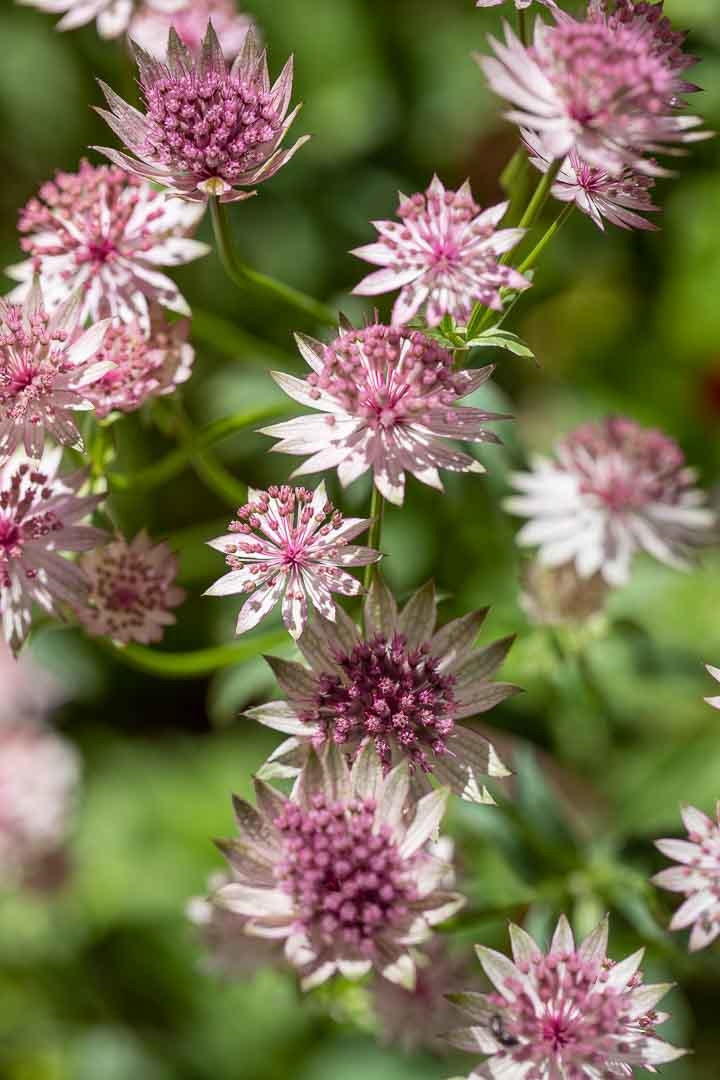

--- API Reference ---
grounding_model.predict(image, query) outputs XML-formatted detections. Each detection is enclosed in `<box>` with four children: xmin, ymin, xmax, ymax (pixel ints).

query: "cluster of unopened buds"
<box><xmin>4</xmin><ymin>0</ymin><xmax>720</xmax><ymax>1073</ymax></box>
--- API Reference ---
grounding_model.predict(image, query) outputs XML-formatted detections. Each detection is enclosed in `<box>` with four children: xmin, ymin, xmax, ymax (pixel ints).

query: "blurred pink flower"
<box><xmin>352</xmin><ymin>176</ymin><xmax>529</xmax><ymax>327</ymax></box>
<box><xmin>85</xmin><ymin>308</ymin><xmax>194</xmax><ymax>419</ymax></box>
<box><xmin>6</xmin><ymin>160</ymin><xmax>208</xmax><ymax>328</ymax></box>
<box><xmin>129</xmin><ymin>0</ymin><xmax>255</xmax><ymax>59</ymax></box>
<box><xmin>505</xmin><ymin>417</ymin><xmax>716</xmax><ymax>587</ymax></box>
<box><xmin>96</xmin><ymin>23</ymin><xmax>309</xmax><ymax>203</ymax></box>
<box><xmin>248</xmin><ymin>577</ymin><xmax>514</xmax><ymax>801</ymax></box>
<box><xmin>0</xmin><ymin>281</ymin><xmax>113</xmax><ymax>461</ymax></box>
<box><xmin>654</xmin><ymin>803</ymin><xmax>720</xmax><ymax>951</ymax></box>
<box><xmin>212</xmin><ymin>744</ymin><xmax>464</xmax><ymax>990</ymax></box>
<box><xmin>0</xmin><ymin>447</ymin><xmax>105</xmax><ymax>652</ymax></box>
<box><xmin>0</xmin><ymin>716</ymin><xmax>80</xmax><ymax>888</ymax></box>
<box><xmin>262</xmin><ymin>322</ymin><xmax>509</xmax><ymax>505</ymax></box>
<box><xmin>75</xmin><ymin>531</ymin><xmax>185</xmax><ymax>645</ymax></box>
<box><xmin>205</xmin><ymin>482</ymin><xmax>380</xmax><ymax>640</ymax></box>
<box><xmin>447</xmin><ymin>915</ymin><xmax>684</xmax><ymax>1075</ymax></box>
<box><xmin>705</xmin><ymin>664</ymin><xmax>720</xmax><ymax>710</ymax></box>
<box><xmin>0</xmin><ymin>640</ymin><xmax>64</xmax><ymax>726</ymax></box>
<box><xmin>476</xmin><ymin>0</ymin><xmax>558</xmax><ymax>8</ymax></box>
<box><xmin>18</xmin><ymin>0</ymin><xmax>134</xmax><ymax>38</ymax></box>
<box><xmin>477</xmin><ymin>15</ymin><xmax>707</xmax><ymax>176</ymax></box>
<box><xmin>523</xmin><ymin>130</ymin><xmax>660</xmax><ymax>231</ymax></box>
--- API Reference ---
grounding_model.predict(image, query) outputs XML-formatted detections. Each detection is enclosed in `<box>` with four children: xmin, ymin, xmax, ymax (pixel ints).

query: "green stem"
<box><xmin>209</xmin><ymin>197</ymin><xmax>336</xmax><ymax>328</ymax></box>
<box><xmin>363</xmin><ymin>486</ymin><xmax>385</xmax><ymax>591</ymax></box>
<box><xmin>99</xmin><ymin>630</ymin><xmax>288</xmax><ymax>679</ymax></box>
<box><xmin>517</xmin><ymin>8</ymin><xmax>529</xmax><ymax>46</ymax></box>
<box><xmin>108</xmin><ymin>402</ymin><xmax>288</xmax><ymax>495</ymax></box>
<box><xmin>171</xmin><ymin>400</ymin><xmax>248</xmax><ymax>507</ymax></box>
<box><xmin>517</xmin><ymin>203</ymin><xmax>574</xmax><ymax>276</ymax></box>
<box><xmin>515</xmin><ymin>158</ymin><xmax>564</xmax><ymax>233</ymax></box>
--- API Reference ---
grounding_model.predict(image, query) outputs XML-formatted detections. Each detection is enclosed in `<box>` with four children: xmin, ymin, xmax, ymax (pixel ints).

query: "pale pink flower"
<box><xmin>504</xmin><ymin>417</ymin><xmax>716</xmax><ymax>587</ymax></box>
<box><xmin>17</xmin><ymin>0</ymin><xmax>134</xmax><ymax>38</ymax></box>
<box><xmin>705</xmin><ymin>664</ymin><xmax>720</xmax><ymax>710</ymax></box>
<box><xmin>523</xmin><ymin>130</ymin><xmax>660</xmax><ymax>231</ymax></box>
<box><xmin>477</xmin><ymin>15</ymin><xmax>707</xmax><ymax>177</ymax></box>
<box><xmin>0</xmin><ymin>447</ymin><xmax>105</xmax><ymax>652</ymax></box>
<box><xmin>187</xmin><ymin>871</ymin><xmax>284</xmax><ymax>977</ymax></box>
<box><xmin>654</xmin><ymin>803</ymin><xmax>720</xmax><ymax>951</ymax></box>
<box><xmin>248</xmin><ymin>577</ymin><xmax>514</xmax><ymax>802</ymax></box>
<box><xmin>262</xmin><ymin>322</ymin><xmax>509</xmax><ymax>506</ymax></box>
<box><xmin>0</xmin><ymin>281</ymin><xmax>113</xmax><ymax>462</ymax></box>
<box><xmin>205</xmin><ymin>482</ymin><xmax>380</xmax><ymax>640</ymax></box>
<box><xmin>84</xmin><ymin>308</ymin><xmax>194</xmax><ymax>419</ymax></box>
<box><xmin>74</xmin><ymin>531</ymin><xmax>185</xmax><ymax>645</ymax></box>
<box><xmin>0</xmin><ymin>716</ymin><xmax>80</xmax><ymax>888</ymax></box>
<box><xmin>129</xmin><ymin>0</ymin><xmax>255</xmax><ymax>60</ymax></box>
<box><xmin>95</xmin><ymin>23</ymin><xmax>309</xmax><ymax>203</ymax></box>
<box><xmin>520</xmin><ymin>559</ymin><xmax>608</xmax><ymax>627</ymax></box>
<box><xmin>212</xmin><ymin>743</ymin><xmax>464</xmax><ymax>990</ymax></box>
<box><xmin>6</xmin><ymin>160</ymin><xmax>208</xmax><ymax>328</ymax></box>
<box><xmin>352</xmin><ymin>176</ymin><xmax>529</xmax><ymax>327</ymax></box>
<box><xmin>447</xmin><ymin>915</ymin><xmax>684</xmax><ymax>1076</ymax></box>
<box><xmin>476</xmin><ymin>0</ymin><xmax>558</xmax><ymax>9</ymax></box>
<box><xmin>0</xmin><ymin>640</ymin><xmax>64</xmax><ymax>726</ymax></box>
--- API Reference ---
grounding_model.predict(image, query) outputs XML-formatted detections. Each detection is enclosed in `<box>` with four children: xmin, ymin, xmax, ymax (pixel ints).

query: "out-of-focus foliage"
<box><xmin>2</xmin><ymin>0</ymin><xmax>720</xmax><ymax>1076</ymax></box>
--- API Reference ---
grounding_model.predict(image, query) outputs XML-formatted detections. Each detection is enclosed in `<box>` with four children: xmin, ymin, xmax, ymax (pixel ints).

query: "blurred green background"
<box><xmin>2</xmin><ymin>0</ymin><xmax>720</xmax><ymax>1076</ymax></box>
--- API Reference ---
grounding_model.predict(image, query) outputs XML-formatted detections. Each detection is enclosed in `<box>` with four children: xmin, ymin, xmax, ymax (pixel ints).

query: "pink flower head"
<box><xmin>478</xmin><ymin>13</ymin><xmax>707</xmax><ymax>176</ymax></box>
<box><xmin>212</xmin><ymin>743</ymin><xmax>464</xmax><ymax>990</ymax></box>
<box><xmin>0</xmin><ymin>447</ymin><xmax>105</xmax><ymax>652</ymax></box>
<box><xmin>523</xmin><ymin>130</ymin><xmax>660</xmax><ymax>231</ymax></box>
<box><xmin>0</xmin><ymin>640</ymin><xmax>64</xmax><ymax>726</ymax></box>
<box><xmin>187</xmin><ymin>871</ymin><xmax>283</xmax><ymax>977</ymax></box>
<box><xmin>95</xmin><ymin>22</ymin><xmax>309</xmax><ymax>203</ymax></box>
<box><xmin>654</xmin><ymin>803</ymin><xmax>720</xmax><ymax>951</ymax></box>
<box><xmin>84</xmin><ymin>307</ymin><xmax>194</xmax><ymax>419</ymax></box>
<box><xmin>705</xmin><ymin>664</ymin><xmax>720</xmax><ymax>710</ymax></box>
<box><xmin>6</xmin><ymin>160</ymin><xmax>208</xmax><ymax>328</ymax></box>
<box><xmin>74</xmin><ymin>531</ymin><xmax>185</xmax><ymax>645</ymax></box>
<box><xmin>248</xmin><ymin>577</ymin><xmax>515</xmax><ymax>802</ymax></box>
<box><xmin>505</xmin><ymin>417</ymin><xmax>716</xmax><ymax>587</ymax></box>
<box><xmin>0</xmin><ymin>280</ymin><xmax>113</xmax><ymax>462</ymax></box>
<box><xmin>18</xmin><ymin>0</ymin><xmax>134</xmax><ymax>38</ymax></box>
<box><xmin>129</xmin><ymin>0</ymin><xmax>255</xmax><ymax>60</ymax></box>
<box><xmin>0</xmin><ymin>715</ymin><xmax>80</xmax><ymax>888</ymax></box>
<box><xmin>205</xmin><ymin>482</ymin><xmax>381</xmax><ymax>640</ymax></box>
<box><xmin>262</xmin><ymin>322</ymin><xmax>510</xmax><ymax>506</ymax></box>
<box><xmin>476</xmin><ymin>0</ymin><xmax>558</xmax><ymax>9</ymax></box>
<box><xmin>352</xmin><ymin>176</ymin><xmax>530</xmax><ymax>327</ymax></box>
<box><xmin>447</xmin><ymin>915</ymin><xmax>685</xmax><ymax>1075</ymax></box>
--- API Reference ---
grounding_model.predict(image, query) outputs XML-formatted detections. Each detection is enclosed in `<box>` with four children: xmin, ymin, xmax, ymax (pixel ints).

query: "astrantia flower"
<box><xmin>520</xmin><ymin>559</ymin><xmax>608</xmax><ymax>627</ymax></box>
<box><xmin>130</xmin><ymin>0</ymin><xmax>255</xmax><ymax>59</ymax></box>
<box><xmin>447</xmin><ymin>914</ymin><xmax>684</xmax><ymax>1076</ymax></box>
<box><xmin>74</xmin><ymin>531</ymin><xmax>185</xmax><ymax>645</ymax></box>
<box><xmin>478</xmin><ymin>15</ymin><xmax>707</xmax><ymax>176</ymax></box>
<box><xmin>0</xmin><ymin>447</ymin><xmax>105</xmax><ymax>651</ymax></box>
<box><xmin>0</xmin><ymin>640</ymin><xmax>63</xmax><ymax>726</ymax></box>
<box><xmin>523</xmin><ymin>130</ymin><xmax>660</xmax><ymax>231</ymax></box>
<box><xmin>6</xmin><ymin>160</ymin><xmax>208</xmax><ymax>327</ymax></box>
<box><xmin>476</xmin><ymin>0</ymin><xmax>558</xmax><ymax>9</ymax></box>
<box><xmin>654</xmin><ymin>803</ymin><xmax>720</xmax><ymax>951</ymax></box>
<box><xmin>248</xmin><ymin>577</ymin><xmax>514</xmax><ymax>802</ymax></box>
<box><xmin>352</xmin><ymin>177</ymin><xmax>530</xmax><ymax>327</ymax></box>
<box><xmin>212</xmin><ymin>743</ymin><xmax>464</xmax><ymax>990</ymax></box>
<box><xmin>18</xmin><ymin>0</ymin><xmax>134</xmax><ymax>38</ymax></box>
<box><xmin>0</xmin><ymin>281</ymin><xmax>112</xmax><ymax>461</ymax></box>
<box><xmin>84</xmin><ymin>308</ymin><xmax>194</xmax><ymax>419</ymax></box>
<box><xmin>705</xmin><ymin>664</ymin><xmax>720</xmax><ymax>710</ymax></box>
<box><xmin>95</xmin><ymin>23</ymin><xmax>308</xmax><ymax>203</ymax></box>
<box><xmin>262</xmin><ymin>322</ymin><xmax>509</xmax><ymax>505</ymax></box>
<box><xmin>205</xmin><ymin>482</ymin><xmax>380</xmax><ymax>640</ymax></box>
<box><xmin>187</xmin><ymin>872</ymin><xmax>282</xmax><ymax>977</ymax></box>
<box><xmin>0</xmin><ymin>716</ymin><xmax>80</xmax><ymax>888</ymax></box>
<box><xmin>504</xmin><ymin>417</ymin><xmax>716</xmax><ymax>586</ymax></box>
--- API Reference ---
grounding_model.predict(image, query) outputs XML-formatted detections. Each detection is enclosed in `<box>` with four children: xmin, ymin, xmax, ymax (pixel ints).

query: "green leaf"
<box><xmin>466</xmin><ymin>329</ymin><xmax>535</xmax><ymax>359</ymax></box>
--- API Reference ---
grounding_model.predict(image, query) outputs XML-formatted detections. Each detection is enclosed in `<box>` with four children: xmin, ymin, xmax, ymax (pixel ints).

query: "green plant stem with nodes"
<box><xmin>363</xmin><ymin>486</ymin><xmax>385</xmax><ymax>592</ymax></box>
<box><xmin>108</xmin><ymin>401</ymin><xmax>289</xmax><ymax>495</ymax></box>
<box><xmin>209</xmin><ymin>197</ymin><xmax>337</xmax><ymax>328</ymax></box>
